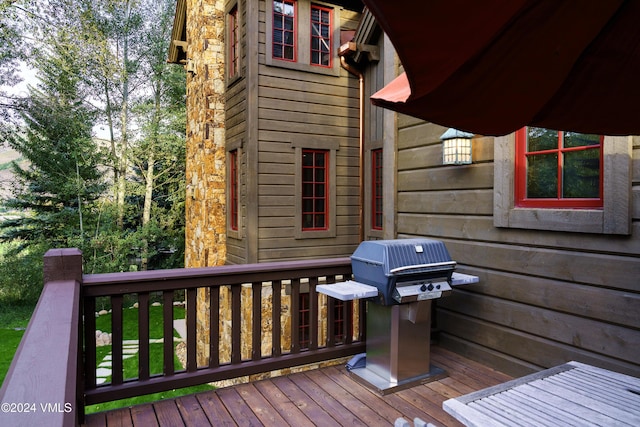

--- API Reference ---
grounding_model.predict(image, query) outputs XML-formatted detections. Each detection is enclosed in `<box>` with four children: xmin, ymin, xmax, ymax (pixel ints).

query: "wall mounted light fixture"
<box><xmin>441</xmin><ymin>128</ymin><xmax>474</xmax><ymax>165</ymax></box>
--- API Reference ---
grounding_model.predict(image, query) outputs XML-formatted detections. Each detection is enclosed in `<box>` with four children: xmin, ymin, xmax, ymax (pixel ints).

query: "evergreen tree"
<box><xmin>1</xmin><ymin>29</ymin><xmax>105</xmax><ymax>252</ymax></box>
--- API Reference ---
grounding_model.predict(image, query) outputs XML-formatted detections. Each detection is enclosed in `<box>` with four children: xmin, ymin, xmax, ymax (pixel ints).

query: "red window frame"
<box><xmin>333</xmin><ymin>300</ymin><xmax>352</xmax><ymax>344</ymax></box>
<box><xmin>310</xmin><ymin>4</ymin><xmax>332</xmax><ymax>67</ymax></box>
<box><xmin>299</xmin><ymin>293</ymin><xmax>310</xmax><ymax>349</ymax></box>
<box><xmin>272</xmin><ymin>0</ymin><xmax>297</xmax><ymax>62</ymax></box>
<box><xmin>230</xmin><ymin>150</ymin><xmax>239</xmax><ymax>230</ymax></box>
<box><xmin>371</xmin><ymin>148</ymin><xmax>383</xmax><ymax>230</ymax></box>
<box><xmin>229</xmin><ymin>6</ymin><xmax>239</xmax><ymax>78</ymax></box>
<box><xmin>301</xmin><ymin>149</ymin><xmax>328</xmax><ymax>231</ymax></box>
<box><xmin>515</xmin><ymin>127</ymin><xmax>603</xmax><ymax>209</ymax></box>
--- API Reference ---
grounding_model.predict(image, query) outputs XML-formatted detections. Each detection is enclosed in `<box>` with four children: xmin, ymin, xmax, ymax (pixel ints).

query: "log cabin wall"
<box><xmin>226</xmin><ymin>0</ymin><xmax>363</xmax><ymax>264</ymax></box>
<box><xmin>395</xmin><ymin>114</ymin><xmax>640</xmax><ymax>378</ymax></box>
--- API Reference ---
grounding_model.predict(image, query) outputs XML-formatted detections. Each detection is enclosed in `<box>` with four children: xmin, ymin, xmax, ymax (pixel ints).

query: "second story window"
<box><xmin>310</xmin><ymin>5</ymin><xmax>331</xmax><ymax>67</ymax></box>
<box><xmin>273</xmin><ymin>0</ymin><xmax>296</xmax><ymax>61</ymax></box>
<box><xmin>228</xmin><ymin>5</ymin><xmax>240</xmax><ymax>78</ymax></box>
<box><xmin>302</xmin><ymin>149</ymin><xmax>328</xmax><ymax>231</ymax></box>
<box><xmin>372</xmin><ymin>148</ymin><xmax>383</xmax><ymax>230</ymax></box>
<box><xmin>515</xmin><ymin>127</ymin><xmax>603</xmax><ymax>209</ymax></box>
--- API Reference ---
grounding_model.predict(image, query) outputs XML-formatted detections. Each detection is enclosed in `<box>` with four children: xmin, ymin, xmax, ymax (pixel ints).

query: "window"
<box><xmin>292</xmin><ymin>139</ymin><xmax>337</xmax><ymax>238</ymax></box>
<box><xmin>310</xmin><ymin>5</ymin><xmax>331</xmax><ymax>67</ymax></box>
<box><xmin>372</xmin><ymin>148</ymin><xmax>383</xmax><ymax>230</ymax></box>
<box><xmin>272</xmin><ymin>0</ymin><xmax>297</xmax><ymax>61</ymax></box>
<box><xmin>230</xmin><ymin>149</ymin><xmax>239</xmax><ymax>231</ymax></box>
<box><xmin>227</xmin><ymin>140</ymin><xmax>243</xmax><ymax>239</ymax></box>
<box><xmin>494</xmin><ymin>133</ymin><xmax>632</xmax><ymax>235</ymax></box>
<box><xmin>515</xmin><ymin>127</ymin><xmax>603</xmax><ymax>209</ymax></box>
<box><xmin>266</xmin><ymin>0</ymin><xmax>340</xmax><ymax>76</ymax></box>
<box><xmin>301</xmin><ymin>149</ymin><xmax>328</xmax><ymax>230</ymax></box>
<box><xmin>333</xmin><ymin>300</ymin><xmax>352</xmax><ymax>344</ymax></box>
<box><xmin>299</xmin><ymin>293</ymin><xmax>310</xmax><ymax>349</ymax></box>
<box><xmin>228</xmin><ymin>5</ymin><xmax>240</xmax><ymax>78</ymax></box>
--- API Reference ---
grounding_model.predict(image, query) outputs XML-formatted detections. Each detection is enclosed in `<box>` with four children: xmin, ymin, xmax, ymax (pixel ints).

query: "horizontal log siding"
<box><xmin>254</xmin><ymin>3</ymin><xmax>361</xmax><ymax>262</ymax></box>
<box><xmin>395</xmin><ymin>116</ymin><xmax>640</xmax><ymax>378</ymax></box>
<box><xmin>226</xmin><ymin>0</ymin><xmax>248</xmax><ymax>264</ymax></box>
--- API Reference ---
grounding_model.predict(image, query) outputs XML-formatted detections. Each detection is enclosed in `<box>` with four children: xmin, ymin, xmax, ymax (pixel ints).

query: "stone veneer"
<box><xmin>183</xmin><ymin>0</ymin><xmax>227</xmax><ymax>366</ymax></box>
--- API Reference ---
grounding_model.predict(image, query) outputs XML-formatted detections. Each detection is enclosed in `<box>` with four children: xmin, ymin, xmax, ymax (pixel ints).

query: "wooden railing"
<box><xmin>1</xmin><ymin>249</ymin><xmax>364</xmax><ymax>426</ymax></box>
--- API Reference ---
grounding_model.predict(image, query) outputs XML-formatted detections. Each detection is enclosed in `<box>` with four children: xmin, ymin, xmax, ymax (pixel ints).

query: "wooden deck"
<box><xmin>83</xmin><ymin>346</ymin><xmax>513</xmax><ymax>427</ymax></box>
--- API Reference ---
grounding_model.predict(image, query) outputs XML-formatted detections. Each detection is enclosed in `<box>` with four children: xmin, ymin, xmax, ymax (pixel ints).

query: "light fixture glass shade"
<box><xmin>441</xmin><ymin>128</ymin><xmax>473</xmax><ymax>165</ymax></box>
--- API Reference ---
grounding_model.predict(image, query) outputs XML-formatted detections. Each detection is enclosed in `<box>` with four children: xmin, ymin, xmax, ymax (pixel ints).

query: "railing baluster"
<box><xmin>327</xmin><ymin>295</ymin><xmax>336</xmax><ymax>348</ymax></box>
<box><xmin>345</xmin><ymin>300</ymin><xmax>353</xmax><ymax>345</ymax></box>
<box><xmin>290</xmin><ymin>278</ymin><xmax>300</xmax><ymax>354</ymax></box>
<box><xmin>231</xmin><ymin>283</ymin><xmax>242</xmax><ymax>364</ymax></box>
<box><xmin>83</xmin><ymin>296</ymin><xmax>97</xmax><ymax>389</ymax></box>
<box><xmin>309</xmin><ymin>277</ymin><xmax>318</xmax><ymax>351</ymax></box>
<box><xmin>138</xmin><ymin>292</ymin><xmax>150</xmax><ymax>380</ymax></box>
<box><xmin>163</xmin><ymin>291</ymin><xmax>174</xmax><ymax>376</ymax></box>
<box><xmin>111</xmin><ymin>296</ymin><xmax>123</xmax><ymax>385</ymax></box>
<box><xmin>272</xmin><ymin>280</ymin><xmax>282</xmax><ymax>357</ymax></box>
<box><xmin>209</xmin><ymin>286</ymin><xmax>220</xmax><ymax>368</ymax></box>
<box><xmin>186</xmin><ymin>287</ymin><xmax>197</xmax><ymax>371</ymax></box>
<box><xmin>252</xmin><ymin>282</ymin><xmax>262</xmax><ymax>361</ymax></box>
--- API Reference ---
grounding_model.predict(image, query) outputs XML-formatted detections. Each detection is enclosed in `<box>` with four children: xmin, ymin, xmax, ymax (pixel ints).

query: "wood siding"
<box><xmin>395</xmin><ymin>115</ymin><xmax>640</xmax><ymax>378</ymax></box>
<box><xmin>228</xmin><ymin>0</ymin><xmax>362</xmax><ymax>263</ymax></box>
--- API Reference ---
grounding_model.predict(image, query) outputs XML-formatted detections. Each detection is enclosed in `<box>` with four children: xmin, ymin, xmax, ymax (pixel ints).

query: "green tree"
<box><xmin>1</xmin><ymin>29</ymin><xmax>105</xmax><ymax>252</ymax></box>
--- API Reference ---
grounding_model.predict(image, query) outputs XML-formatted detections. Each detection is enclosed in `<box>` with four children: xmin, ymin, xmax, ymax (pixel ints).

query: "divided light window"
<box><xmin>273</xmin><ymin>0</ymin><xmax>296</xmax><ymax>61</ymax></box>
<box><xmin>302</xmin><ymin>149</ymin><xmax>328</xmax><ymax>231</ymax></box>
<box><xmin>228</xmin><ymin>5</ymin><xmax>239</xmax><ymax>78</ymax></box>
<box><xmin>310</xmin><ymin>4</ymin><xmax>331</xmax><ymax>67</ymax></box>
<box><xmin>230</xmin><ymin>149</ymin><xmax>239</xmax><ymax>230</ymax></box>
<box><xmin>515</xmin><ymin>127</ymin><xmax>603</xmax><ymax>209</ymax></box>
<box><xmin>372</xmin><ymin>148</ymin><xmax>383</xmax><ymax>230</ymax></box>
<box><xmin>299</xmin><ymin>293</ymin><xmax>310</xmax><ymax>349</ymax></box>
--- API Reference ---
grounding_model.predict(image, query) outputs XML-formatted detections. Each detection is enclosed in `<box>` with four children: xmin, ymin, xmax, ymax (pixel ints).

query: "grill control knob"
<box><xmin>420</xmin><ymin>284</ymin><xmax>427</xmax><ymax>292</ymax></box>
<box><xmin>427</xmin><ymin>283</ymin><xmax>434</xmax><ymax>291</ymax></box>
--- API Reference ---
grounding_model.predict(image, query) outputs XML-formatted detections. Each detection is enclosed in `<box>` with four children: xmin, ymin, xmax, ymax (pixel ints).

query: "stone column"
<box><xmin>184</xmin><ymin>0</ymin><xmax>227</xmax><ymax>366</ymax></box>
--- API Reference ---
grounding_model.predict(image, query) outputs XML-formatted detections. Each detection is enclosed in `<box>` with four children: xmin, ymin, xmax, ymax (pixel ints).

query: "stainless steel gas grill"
<box><xmin>350</xmin><ymin>238</ymin><xmax>455</xmax><ymax>305</ymax></box>
<box><xmin>318</xmin><ymin>238</ymin><xmax>477</xmax><ymax>394</ymax></box>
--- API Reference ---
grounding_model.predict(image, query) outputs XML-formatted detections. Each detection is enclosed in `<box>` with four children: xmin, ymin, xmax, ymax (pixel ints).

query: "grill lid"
<box><xmin>351</xmin><ymin>238</ymin><xmax>454</xmax><ymax>277</ymax></box>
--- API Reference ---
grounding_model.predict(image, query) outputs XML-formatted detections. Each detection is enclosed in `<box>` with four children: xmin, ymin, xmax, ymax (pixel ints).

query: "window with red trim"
<box><xmin>229</xmin><ymin>6</ymin><xmax>239</xmax><ymax>78</ymax></box>
<box><xmin>372</xmin><ymin>148</ymin><xmax>383</xmax><ymax>230</ymax></box>
<box><xmin>515</xmin><ymin>127</ymin><xmax>603</xmax><ymax>209</ymax></box>
<box><xmin>230</xmin><ymin>150</ymin><xmax>239</xmax><ymax>231</ymax></box>
<box><xmin>299</xmin><ymin>293</ymin><xmax>310</xmax><ymax>349</ymax></box>
<box><xmin>302</xmin><ymin>149</ymin><xmax>328</xmax><ymax>230</ymax></box>
<box><xmin>272</xmin><ymin>0</ymin><xmax>296</xmax><ymax>61</ymax></box>
<box><xmin>310</xmin><ymin>5</ymin><xmax>331</xmax><ymax>67</ymax></box>
<box><xmin>333</xmin><ymin>300</ymin><xmax>352</xmax><ymax>344</ymax></box>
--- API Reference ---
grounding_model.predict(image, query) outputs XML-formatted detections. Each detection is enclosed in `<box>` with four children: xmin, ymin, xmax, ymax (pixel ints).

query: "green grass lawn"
<box><xmin>0</xmin><ymin>301</ymin><xmax>215</xmax><ymax>415</ymax></box>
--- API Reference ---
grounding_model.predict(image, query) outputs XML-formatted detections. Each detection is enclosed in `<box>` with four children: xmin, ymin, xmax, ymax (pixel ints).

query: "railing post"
<box><xmin>44</xmin><ymin>248</ymin><xmax>84</xmax><ymax>426</ymax></box>
<box><xmin>43</xmin><ymin>248</ymin><xmax>83</xmax><ymax>284</ymax></box>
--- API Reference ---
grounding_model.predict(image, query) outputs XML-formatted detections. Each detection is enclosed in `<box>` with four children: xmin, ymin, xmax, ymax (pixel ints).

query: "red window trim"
<box><xmin>230</xmin><ymin>150</ymin><xmax>239</xmax><ymax>231</ymax></box>
<box><xmin>333</xmin><ymin>300</ymin><xmax>353</xmax><ymax>344</ymax></box>
<box><xmin>310</xmin><ymin>4</ymin><xmax>332</xmax><ymax>68</ymax></box>
<box><xmin>301</xmin><ymin>149</ymin><xmax>329</xmax><ymax>231</ymax></box>
<box><xmin>299</xmin><ymin>293</ymin><xmax>310</xmax><ymax>349</ymax></box>
<box><xmin>272</xmin><ymin>0</ymin><xmax>297</xmax><ymax>62</ymax></box>
<box><xmin>371</xmin><ymin>148</ymin><xmax>383</xmax><ymax>230</ymax></box>
<box><xmin>515</xmin><ymin>127</ymin><xmax>603</xmax><ymax>209</ymax></box>
<box><xmin>229</xmin><ymin>6</ymin><xmax>239</xmax><ymax>78</ymax></box>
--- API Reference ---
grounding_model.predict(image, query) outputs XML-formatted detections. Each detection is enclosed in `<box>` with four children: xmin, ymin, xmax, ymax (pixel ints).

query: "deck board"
<box><xmin>82</xmin><ymin>346</ymin><xmax>512</xmax><ymax>427</ymax></box>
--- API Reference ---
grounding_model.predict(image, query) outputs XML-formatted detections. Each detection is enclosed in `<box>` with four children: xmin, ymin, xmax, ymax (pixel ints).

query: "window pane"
<box><xmin>315</xmin><ymin>168</ymin><xmax>325</xmax><ymax>182</ymax></box>
<box><xmin>314</xmin><ymin>199</ymin><xmax>324</xmax><ymax>213</ymax></box>
<box><xmin>563</xmin><ymin>149</ymin><xmax>600</xmax><ymax>198</ymax></box>
<box><xmin>564</xmin><ymin>132</ymin><xmax>600</xmax><ymax>148</ymax></box>
<box><xmin>315</xmin><ymin>214</ymin><xmax>325</xmax><ymax>228</ymax></box>
<box><xmin>302</xmin><ymin>214</ymin><xmax>313</xmax><ymax>229</ymax></box>
<box><xmin>302</xmin><ymin>198</ymin><xmax>313</xmax><ymax>212</ymax></box>
<box><xmin>315</xmin><ymin>183</ymin><xmax>324</xmax><ymax>197</ymax></box>
<box><xmin>527</xmin><ymin>127</ymin><xmax>558</xmax><ymax>152</ymax></box>
<box><xmin>527</xmin><ymin>153</ymin><xmax>557</xmax><ymax>198</ymax></box>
